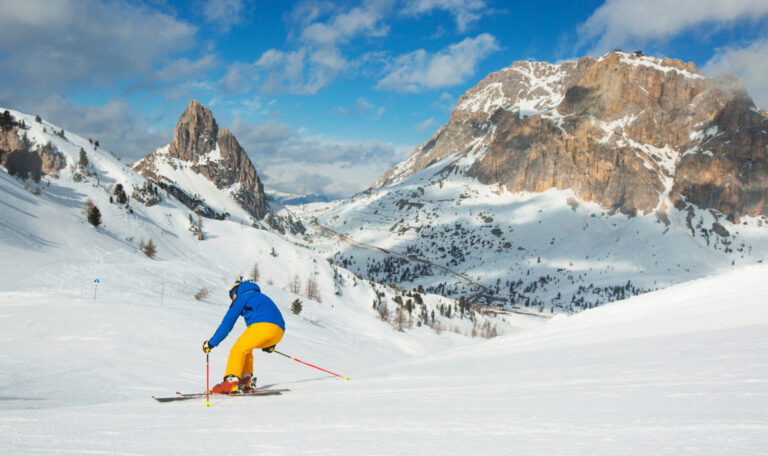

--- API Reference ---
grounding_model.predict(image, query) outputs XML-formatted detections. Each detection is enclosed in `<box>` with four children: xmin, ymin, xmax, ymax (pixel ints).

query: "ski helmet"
<box><xmin>228</xmin><ymin>276</ymin><xmax>244</xmax><ymax>299</ymax></box>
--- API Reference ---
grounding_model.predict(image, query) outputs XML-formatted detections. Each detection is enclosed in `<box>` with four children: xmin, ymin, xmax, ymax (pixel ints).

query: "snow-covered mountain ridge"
<box><xmin>377</xmin><ymin>51</ymin><xmax>768</xmax><ymax>222</ymax></box>
<box><xmin>1</xmin><ymin>106</ymin><xmax>766</xmax><ymax>455</ymax></box>
<box><xmin>0</xmin><ymin>106</ymin><xmax>520</xmax><ymax>341</ymax></box>
<box><xmin>292</xmin><ymin>51</ymin><xmax>768</xmax><ymax>312</ymax></box>
<box><xmin>2</xmin><ymin>176</ymin><xmax>766</xmax><ymax>453</ymax></box>
<box><xmin>294</xmin><ymin>159</ymin><xmax>768</xmax><ymax>311</ymax></box>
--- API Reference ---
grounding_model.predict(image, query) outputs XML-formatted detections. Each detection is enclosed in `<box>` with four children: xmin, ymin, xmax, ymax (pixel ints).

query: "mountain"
<box><xmin>0</xmin><ymin>105</ymin><xmax>514</xmax><ymax>336</ymax></box>
<box><xmin>377</xmin><ymin>51</ymin><xmax>768</xmax><ymax>222</ymax></box>
<box><xmin>267</xmin><ymin>190</ymin><xmax>332</xmax><ymax>206</ymax></box>
<box><xmin>133</xmin><ymin>100</ymin><xmax>269</xmax><ymax>222</ymax></box>
<box><xmin>2</xmin><ymin>101</ymin><xmax>766</xmax><ymax>455</ymax></box>
<box><xmin>294</xmin><ymin>52</ymin><xmax>768</xmax><ymax>311</ymax></box>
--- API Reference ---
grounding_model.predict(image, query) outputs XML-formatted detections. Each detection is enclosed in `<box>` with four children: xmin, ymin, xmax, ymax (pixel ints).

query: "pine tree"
<box><xmin>113</xmin><ymin>184</ymin><xmax>127</xmax><ymax>204</ymax></box>
<box><xmin>79</xmin><ymin>148</ymin><xmax>89</xmax><ymax>169</ymax></box>
<box><xmin>291</xmin><ymin>299</ymin><xmax>303</xmax><ymax>315</ymax></box>
<box><xmin>250</xmin><ymin>263</ymin><xmax>260</xmax><ymax>282</ymax></box>
<box><xmin>87</xmin><ymin>205</ymin><xmax>102</xmax><ymax>227</ymax></box>
<box><xmin>0</xmin><ymin>110</ymin><xmax>13</xmax><ymax>131</ymax></box>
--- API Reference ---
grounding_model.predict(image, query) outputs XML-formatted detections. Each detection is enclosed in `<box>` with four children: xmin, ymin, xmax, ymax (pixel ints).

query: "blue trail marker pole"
<box><xmin>93</xmin><ymin>279</ymin><xmax>100</xmax><ymax>303</ymax></box>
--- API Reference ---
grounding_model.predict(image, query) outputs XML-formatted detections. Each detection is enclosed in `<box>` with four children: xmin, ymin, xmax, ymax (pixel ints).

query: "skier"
<box><xmin>203</xmin><ymin>277</ymin><xmax>285</xmax><ymax>394</ymax></box>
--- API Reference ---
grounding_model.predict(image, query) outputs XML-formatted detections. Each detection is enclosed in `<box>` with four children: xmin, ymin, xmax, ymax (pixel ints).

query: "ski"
<box><xmin>153</xmin><ymin>388</ymin><xmax>289</xmax><ymax>403</ymax></box>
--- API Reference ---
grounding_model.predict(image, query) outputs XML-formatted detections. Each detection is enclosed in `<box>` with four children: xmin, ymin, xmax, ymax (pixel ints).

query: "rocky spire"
<box><xmin>133</xmin><ymin>100</ymin><xmax>268</xmax><ymax>220</ymax></box>
<box><xmin>167</xmin><ymin>100</ymin><xmax>219</xmax><ymax>161</ymax></box>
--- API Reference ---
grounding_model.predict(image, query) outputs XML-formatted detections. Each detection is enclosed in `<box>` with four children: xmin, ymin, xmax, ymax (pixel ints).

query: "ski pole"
<box><xmin>205</xmin><ymin>352</ymin><xmax>211</xmax><ymax>408</ymax></box>
<box><xmin>273</xmin><ymin>350</ymin><xmax>349</xmax><ymax>380</ymax></box>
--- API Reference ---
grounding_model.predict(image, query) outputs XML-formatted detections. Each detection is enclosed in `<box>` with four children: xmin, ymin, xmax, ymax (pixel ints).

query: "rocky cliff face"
<box><xmin>134</xmin><ymin>100</ymin><xmax>268</xmax><ymax>220</ymax></box>
<box><xmin>1</xmin><ymin>116</ymin><xmax>66</xmax><ymax>181</ymax></box>
<box><xmin>377</xmin><ymin>51</ymin><xmax>768</xmax><ymax>221</ymax></box>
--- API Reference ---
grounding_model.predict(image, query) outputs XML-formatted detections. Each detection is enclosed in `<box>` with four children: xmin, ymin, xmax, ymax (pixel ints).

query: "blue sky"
<box><xmin>1</xmin><ymin>0</ymin><xmax>767</xmax><ymax>197</ymax></box>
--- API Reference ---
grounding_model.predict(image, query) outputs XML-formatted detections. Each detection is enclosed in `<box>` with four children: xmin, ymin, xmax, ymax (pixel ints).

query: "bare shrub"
<box><xmin>250</xmin><ymin>263</ymin><xmax>260</xmax><ymax>282</ymax></box>
<box><xmin>393</xmin><ymin>306</ymin><xmax>406</xmax><ymax>332</ymax></box>
<box><xmin>194</xmin><ymin>287</ymin><xmax>210</xmax><ymax>301</ymax></box>
<box><xmin>377</xmin><ymin>302</ymin><xmax>389</xmax><ymax>322</ymax></box>
<box><xmin>288</xmin><ymin>274</ymin><xmax>301</xmax><ymax>294</ymax></box>
<box><xmin>305</xmin><ymin>277</ymin><xmax>320</xmax><ymax>302</ymax></box>
<box><xmin>140</xmin><ymin>238</ymin><xmax>157</xmax><ymax>258</ymax></box>
<box><xmin>433</xmin><ymin>320</ymin><xmax>444</xmax><ymax>335</ymax></box>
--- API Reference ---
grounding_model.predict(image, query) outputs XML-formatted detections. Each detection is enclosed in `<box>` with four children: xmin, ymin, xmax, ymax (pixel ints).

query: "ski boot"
<box><xmin>239</xmin><ymin>374</ymin><xmax>257</xmax><ymax>392</ymax></box>
<box><xmin>211</xmin><ymin>375</ymin><xmax>239</xmax><ymax>394</ymax></box>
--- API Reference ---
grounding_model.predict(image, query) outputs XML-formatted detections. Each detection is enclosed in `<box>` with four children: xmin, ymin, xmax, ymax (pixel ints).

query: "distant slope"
<box><xmin>0</xmin><ymin>106</ymin><xmax>526</xmax><ymax>348</ymax></box>
<box><xmin>2</xmin><ymin>216</ymin><xmax>766</xmax><ymax>454</ymax></box>
<box><xmin>293</xmin><ymin>156</ymin><xmax>768</xmax><ymax>311</ymax></box>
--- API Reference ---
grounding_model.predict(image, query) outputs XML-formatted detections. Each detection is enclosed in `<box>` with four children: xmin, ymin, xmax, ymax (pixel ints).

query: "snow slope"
<box><xmin>1</xmin><ymin>109</ymin><xmax>766</xmax><ymax>454</ymax></box>
<box><xmin>2</xmin><ymin>228</ymin><xmax>766</xmax><ymax>454</ymax></box>
<box><xmin>292</xmin><ymin>153</ymin><xmax>768</xmax><ymax>312</ymax></box>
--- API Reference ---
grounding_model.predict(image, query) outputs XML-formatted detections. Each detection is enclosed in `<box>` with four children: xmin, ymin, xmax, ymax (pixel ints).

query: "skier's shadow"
<box><xmin>260</xmin><ymin>375</ymin><xmax>341</xmax><ymax>389</ymax></box>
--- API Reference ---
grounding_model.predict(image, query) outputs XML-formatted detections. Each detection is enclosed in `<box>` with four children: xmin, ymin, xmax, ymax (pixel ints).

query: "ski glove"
<box><xmin>262</xmin><ymin>345</ymin><xmax>276</xmax><ymax>353</ymax></box>
<box><xmin>203</xmin><ymin>340</ymin><xmax>212</xmax><ymax>353</ymax></box>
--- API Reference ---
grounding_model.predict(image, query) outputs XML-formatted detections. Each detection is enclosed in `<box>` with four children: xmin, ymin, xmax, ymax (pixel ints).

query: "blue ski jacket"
<box><xmin>208</xmin><ymin>281</ymin><xmax>285</xmax><ymax>348</ymax></box>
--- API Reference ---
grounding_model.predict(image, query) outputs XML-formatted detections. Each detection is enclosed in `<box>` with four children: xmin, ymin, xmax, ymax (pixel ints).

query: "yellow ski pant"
<box><xmin>224</xmin><ymin>322</ymin><xmax>284</xmax><ymax>378</ymax></box>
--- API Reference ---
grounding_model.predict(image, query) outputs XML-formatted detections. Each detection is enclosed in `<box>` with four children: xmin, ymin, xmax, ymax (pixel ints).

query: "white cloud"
<box><xmin>372</xmin><ymin>106</ymin><xmax>386</xmax><ymax>120</ymax></box>
<box><xmin>703</xmin><ymin>38</ymin><xmax>768</xmax><ymax>110</ymax></box>
<box><xmin>415</xmin><ymin>118</ymin><xmax>435</xmax><ymax>132</ymax></box>
<box><xmin>434</xmin><ymin>91</ymin><xmax>456</xmax><ymax>110</ymax></box>
<box><xmin>402</xmin><ymin>0</ymin><xmax>487</xmax><ymax>32</ymax></box>
<box><xmin>578</xmin><ymin>0</ymin><xmax>768</xmax><ymax>53</ymax></box>
<box><xmin>218</xmin><ymin>61</ymin><xmax>258</xmax><ymax>94</ymax></box>
<box><xmin>300</xmin><ymin>5</ymin><xmax>388</xmax><ymax>45</ymax></box>
<box><xmin>0</xmin><ymin>0</ymin><xmax>196</xmax><ymax>91</ymax></box>
<box><xmin>335</xmin><ymin>97</ymin><xmax>381</xmax><ymax>117</ymax></box>
<box><xmin>376</xmin><ymin>34</ymin><xmax>499</xmax><ymax>93</ymax></box>
<box><xmin>287</xmin><ymin>0</ymin><xmax>337</xmax><ymax>30</ymax></box>
<box><xmin>0</xmin><ymin>94</ymin><xmax>171</xmax><ymax>162</ymax></box>
<box><xmin>253</xmin><ymin>1</ymin><xmax>394</xmax><ymax>95</ymax></box>
<box><xmin>256</xmin><ymin>50</ymin><xmax>289</xmax><ymax>68</ymax></box>
<box><xmin>203</xmin><ymin>0</ymin><xmax>247</xmax><ymax>31</ymax></box>
<box><xmin>356</xmin><ymin>98</ymin><xmax>375</xmax><ymax>112</ymax></box>
<box><xmin>230</xmin><ymin>117</ymin><xmax>411</xmax><ymax>197</ymax></box>
<box><xmin>154</xmin><ymin>54</ymin><xmax>219</xmax><ymax>83</ymax></box>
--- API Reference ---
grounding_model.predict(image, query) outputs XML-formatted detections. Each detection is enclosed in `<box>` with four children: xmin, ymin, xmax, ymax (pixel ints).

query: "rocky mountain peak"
<box><xmin>168</xmin><ymin>100</ymin><xmax>219</xmax><ymax>161</ymax></box>
<box><xmin>133</xmin><ymin>100</ymin><xmax>268</xmax><ymax>220</ymax></box>
<box><xmin>375</xmin><ymin>51</ymin><xmax>768</xmax><ymax>222</ymax></box>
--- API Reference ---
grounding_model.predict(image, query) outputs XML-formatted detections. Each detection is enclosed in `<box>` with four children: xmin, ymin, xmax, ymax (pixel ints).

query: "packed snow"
<box><xmin>2</xmin><ymin>109</ymin><xmax>767</xmax><ymax>454</ymax></box>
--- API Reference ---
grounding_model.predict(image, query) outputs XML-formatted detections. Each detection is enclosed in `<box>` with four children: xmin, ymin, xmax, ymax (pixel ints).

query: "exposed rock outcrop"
<box><xmin>376</xmin><ymin>52</ymin><xmax>768</xmax><ymax>221</ymax></box>
<box><xmin>1</xmin><ymin>119</ymin><xmax>65</xmax><ymax>181</ymax></box>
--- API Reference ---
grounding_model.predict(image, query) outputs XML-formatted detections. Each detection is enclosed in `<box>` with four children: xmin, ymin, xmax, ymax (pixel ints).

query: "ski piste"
<box><xmin>153</xmin><ymin>388</ymin><xmax>289</xmax><ymax>403</ymax></box>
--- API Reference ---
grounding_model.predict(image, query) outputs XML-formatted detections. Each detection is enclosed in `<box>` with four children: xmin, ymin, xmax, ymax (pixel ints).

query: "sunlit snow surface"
<box><xmin>1</xmin><ymin>111</ymin><xmax>767</xmax><ymax>454</ymax></box>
